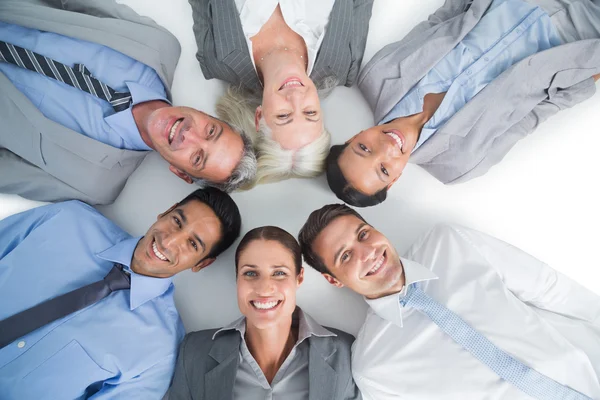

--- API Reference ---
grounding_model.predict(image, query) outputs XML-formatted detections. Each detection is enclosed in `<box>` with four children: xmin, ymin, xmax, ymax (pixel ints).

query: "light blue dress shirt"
<box><xmin>380</xmin><ymin>0</ymin><xmax>562</xmax><ymax>151</ymax></box>
<box><xmin>0</xmin><ymin>21</ymin><xmax>170</xmax><ymax>151</ymax></box>
<box><xmin>0</xmin><ymin>202</ymin><xmax>185</xmax><ymax>400</ymax></box>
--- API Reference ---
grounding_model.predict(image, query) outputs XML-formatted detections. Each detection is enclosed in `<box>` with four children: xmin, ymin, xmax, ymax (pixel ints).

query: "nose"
<box><xmin>285</xmin><ymin>86</ymin><xmax>307</xmax><ymax>103</ymax></box>
<box><xmin>255</xmin><ymin>276</ymin><xmax>275</xmax><ymax>295</ymax></box>
<box><xmin>358</xmin><ymin>243</ymin><xmax>377</xmax><ymax>263</ymax></box>
<box><xmin>161</xmin><ymin>228</ymin><xmax>187</xmax><ymax>256</ymax></box>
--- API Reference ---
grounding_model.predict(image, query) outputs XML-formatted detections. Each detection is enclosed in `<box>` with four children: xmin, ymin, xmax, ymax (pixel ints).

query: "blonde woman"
<box><xmin>189</xmin><ymin>0</ymin><xmax>374</xmax><ymax>186</ymax></box>
<box><xmin>166</xmin><ymin>226</ymin><xmax>360</xmax><ymax>399</ymax></box>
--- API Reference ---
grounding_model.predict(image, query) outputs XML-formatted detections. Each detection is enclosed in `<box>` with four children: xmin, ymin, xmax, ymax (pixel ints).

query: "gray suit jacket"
<box><xmin>165</xmin><ymin>326</ymin><xmax>361</xmax><ymax>400</ymax></box>
<box><xmin>188</xmin><ymin>0</ymin><xmax>374</xmax><ymax>93</ymax></box>
<box><xmin>358</xmin><ymin>0</ymin><xmax>600</xmax><ymax>184</ymax></box>
<box><xmin>0</xmin><ymin>0</ymin><xmax>181</xmax><ymax>205</ymax></box>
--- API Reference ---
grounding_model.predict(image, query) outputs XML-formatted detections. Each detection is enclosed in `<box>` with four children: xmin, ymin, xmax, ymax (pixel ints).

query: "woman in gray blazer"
<box><xmin>166</xmin><ymin>226</ymin><xmax>360</xmax><ymax>400</ymax></box>
<box><xmin>188</xmin><ymin>0</ymin><xmax>373</xmax><ymax>187</ymax></box>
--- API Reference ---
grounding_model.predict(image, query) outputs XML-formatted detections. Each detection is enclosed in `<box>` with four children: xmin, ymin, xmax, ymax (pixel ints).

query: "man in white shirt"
<box><xmin>298</xmin><ymin>204</ymin><xmax>600</xmax><ymax>400</ymax></box>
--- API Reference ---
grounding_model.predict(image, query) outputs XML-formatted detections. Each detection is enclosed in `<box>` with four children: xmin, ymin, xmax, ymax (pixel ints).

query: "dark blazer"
<box><xmin>188</xmin><ymin>0</ymin><xmax>374</xmax><ymax>93</ymax></box>
<box><xmin>165</xmin><ymin>323</ymin><xmax>361</xmax><ymax>400</ymax></box>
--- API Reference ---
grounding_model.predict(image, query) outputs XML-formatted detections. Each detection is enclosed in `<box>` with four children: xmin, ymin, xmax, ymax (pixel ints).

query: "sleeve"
<box><xmin>89</xmin><ymin>355</ymin><xmax>178</xmax><ymax>400</ymax></box>
<box><xmin>0</xmin><ymin>202</ymin><xmax>59</xmax><ymax>259</ymax></box>
<box><xmin>345</xmin><ymin>0</ymin><xmax>375</xmax><ymax>87</ymax></box>
<box><xmin>162</xmin><ymin>335</ymin><xmax>193</xmax><ymax>400</ymax></box>
<box><xmin>455</xmin><ymin>225</ymin><xmax>600</xmax><ymax>324</ymax></box>
<box><xmin>354</xmin><ymin>375</ymin><xmax>404</xmax><ymax>400</ymax></box>
<box><xmin>342</xmin><ymin>378</ymin><xmax>363</xmax><ymax>400</ymax></box>
<box><xmin>0</xmin><ymin>149</ymin><xmax>110</xmax><ymax>205</ymax></box>
<box><xmin>188</xmin><ymin>0</ymin><xmax>217</xmax><ymax>80</ymax></box>
<box><xmin>448</xmin><ymin>76</ymin><xmax>597</xmax><ymax>184</ymax></box>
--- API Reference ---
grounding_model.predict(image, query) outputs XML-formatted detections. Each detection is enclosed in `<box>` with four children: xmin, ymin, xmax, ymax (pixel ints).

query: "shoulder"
<box><xmin>324</xmin><ymin>327</ymin><xmax>355</xmax><ymax>348</ymax></box>
<box><xmin>182</xmin><ymin>328</ymin><xmax>221</xmax><ymax>351</ymax></box>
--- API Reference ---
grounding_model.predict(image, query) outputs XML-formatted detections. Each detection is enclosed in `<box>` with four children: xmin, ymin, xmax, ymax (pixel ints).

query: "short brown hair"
<box><xmin>235</xmin><ymin>226</ymin><xmax>302</xmax><ymax>275</ymax></box>
<box><xmin>298</xmin><ymin>204</ymin><xmax>367</xmax><ymax>275</ymax></box>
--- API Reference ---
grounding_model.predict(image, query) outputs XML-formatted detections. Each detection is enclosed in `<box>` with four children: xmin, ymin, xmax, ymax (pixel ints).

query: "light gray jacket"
<box><xmin>358</xmin><ymin>0</ymin><xmax>600</xmax><ymax>184</ymax></box>
<box><xmin>0</xmin><ymin>0</ymin><xmax>180</xmax><ymax>205</ymax></box>
<box><xmin>188</xmin><ymin>0</ymin><xmax>374</xmax><ymax>94</ymax></box>
<box><xmin>165</xmin><ymin>324</ymin><xmax>360</xmax><ymax>400</ymax></box>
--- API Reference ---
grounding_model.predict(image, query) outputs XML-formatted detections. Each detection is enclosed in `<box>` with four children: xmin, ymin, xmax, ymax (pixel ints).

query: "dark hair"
<box><xmin>179</xmin><ymin>187</ymin><xmax>242</xmax><ymax>259</ymax></box>
<box><xmin>326</xmin><ymin>144</ymin><xmax>388</xmax><ymax>207</ymax></box>
<box><xmin>235</xmin><ymin>226</ymin><xmax>302</xmax><ymax>275</ymax></box>
<box><xmin>298</xmin><ymin>204</ymin><xmax>367</xmax><ymax>275</ymax></box>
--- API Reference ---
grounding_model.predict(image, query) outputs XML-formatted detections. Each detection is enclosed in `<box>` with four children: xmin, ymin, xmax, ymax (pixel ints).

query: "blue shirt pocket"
<box><xmin>20</xmin><ymin>340</ymin><xmax>113</xmax><ymax>400</ymax></box>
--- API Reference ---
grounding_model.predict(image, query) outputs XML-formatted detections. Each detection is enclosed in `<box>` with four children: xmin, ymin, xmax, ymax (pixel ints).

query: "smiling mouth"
<box><xmin>279</xmin><ymin>78</ymin><xmax>304</xmax><ymax>91</ymax></box>
<box><xmin>152</xmin><ymin>239</ymin><xmax>169</xmax><ymax>262</ymax></box>
<box><xmin>250</xmin><ymin>300</ymin><xmax>282</xmax><ymax>311</ymax></box>
<box><xmin>366</xmin><ymin>250</ymin><xmax>386</xmax><ymax>276</ymax></box>
<box><xmin>168</xmin><ymin>118</ymin><xmax>184</xmax><ymax>145</ymax></box>
<box><xmin>383</xmin><ymin>130</ymin><xmax>405</xmax><ymax>153</ymax></box>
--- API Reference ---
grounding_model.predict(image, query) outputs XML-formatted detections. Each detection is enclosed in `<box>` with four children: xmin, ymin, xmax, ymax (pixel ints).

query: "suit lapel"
<box><xmin>311</xmin><ymin>0</ymin><xmax>352</xmax><ymax>84</ymax></box>
<box><xmin>212</xmin><ymin>0</ymin><xmax>261</xmax><ymax>92</ymax></box>
<box><xmin>204</xmin><ymin>332</ymin><xmax>241</xmax><ymax>400</ymax></box>
<box><xmin>308</xmin><ymin>337</ymin><xmax>338</xmax><ymax>400</ymax></box>
<box><xmin>374</xmin><ymin>0</ymin><xmax>493</xmax><ymax>122</ymax></box>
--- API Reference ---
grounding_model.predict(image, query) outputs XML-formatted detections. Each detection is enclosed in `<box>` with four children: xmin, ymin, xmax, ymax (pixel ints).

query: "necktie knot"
<box><xmin>104</xmin><ymin>264</ymin><xmax>131</xmax><ymax>292</ymax></box>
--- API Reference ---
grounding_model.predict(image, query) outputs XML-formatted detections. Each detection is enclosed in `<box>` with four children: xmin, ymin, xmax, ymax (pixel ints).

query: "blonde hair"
<box><xmin>216</xmin><ymin>78</ymin><xmax>337</xmax><ymax>188</ymax></box>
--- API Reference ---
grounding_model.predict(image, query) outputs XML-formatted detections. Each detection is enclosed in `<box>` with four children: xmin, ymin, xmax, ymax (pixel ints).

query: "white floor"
<box><xmin>1</xmin><ymin>0</ymin><xmax>599</xmax><ymax>336</ymax></box>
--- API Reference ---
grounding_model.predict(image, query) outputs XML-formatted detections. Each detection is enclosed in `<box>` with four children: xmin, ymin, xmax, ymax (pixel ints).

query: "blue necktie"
<box><xmin>400</xmin><ymin>283</ymin><xmax>592</xmax><ymax>400</ymax></box>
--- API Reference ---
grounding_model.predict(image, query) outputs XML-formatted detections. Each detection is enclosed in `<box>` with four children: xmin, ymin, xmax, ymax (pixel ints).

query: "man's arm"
<box><xmin>594</xmin><ymin>73</ymin><xmax>600</xmax><ymax>82</ymax></box>
<box><xmin>346</xmin><ymin>0</ymin><xmax>375</xmax><ymax>87</ymax></box>
<box><xmin>454</xmin><ymin>225</ymin><xmax>600</xmax><ymax>324</ymax></box>
<box><xmin>0</xmin><ymin>202</ymin><xmax>60</xmax><ymax>259</ymax></box>
<box><xmin>89</xmin><ymin>355</ymin><xmax>177</xmax><ymax>400</ymax></box>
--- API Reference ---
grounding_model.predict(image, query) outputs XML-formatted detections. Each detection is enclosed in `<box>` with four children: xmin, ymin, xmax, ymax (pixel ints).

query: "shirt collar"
<box><xmin>365</xmin><ymin>257</ymin><xmax>438</xmax><ymax>327</ymax></box>
<box><xmin>212</xmin><ymin>307</ymin><xmax>336</xmax><ymax>343</ymax></box>
<box><xmin>104</xmin><ymin>81</ymin><xmax>171</xmax><ymax>151</ymax></box>
<box><xmin>96</xmin><ymin>236</ymin><xmax>174</xmax><ymax>310</ymax></box>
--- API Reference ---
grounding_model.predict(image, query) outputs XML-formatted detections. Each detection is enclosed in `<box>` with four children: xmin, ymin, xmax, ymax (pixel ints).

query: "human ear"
<box><xmin>169</xmin><ymin>165</ymin><xmax>194</xmax><ymax>184</ymax></box>
<box><xmin>191</xmin><ymin>257</ymin><xmax>216</xmax><ymax>272</ymax></box>
<box><xmin>254</xmin><ymin>106</ymin><xmax>262</xmax><ymax>132</ymax></box>
<box><xmin>322</xmin><ymin>273</ymin><xmax>344</xmax><ymax>288</ymax></box>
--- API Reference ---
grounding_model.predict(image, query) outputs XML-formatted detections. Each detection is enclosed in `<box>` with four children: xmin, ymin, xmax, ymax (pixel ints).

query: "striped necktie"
<box><xmin>0</xmin><ymin>40</ymin><xmax>132</xmax><ymax>112</ymax></box>
<box><xmin>400</xmin><ymin>283</ymin><xmax>592</xmax><ymax>400</ymax></box>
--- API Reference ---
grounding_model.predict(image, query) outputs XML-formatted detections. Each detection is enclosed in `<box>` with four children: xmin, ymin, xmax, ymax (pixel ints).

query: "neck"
<box><xmin>131</xmin><ymin>100</ymin><xmax>170</xmax><ymax>149</ymax></box>
<box><xmin>244</xmin><ymin>316</ymin><xmax>297</xmax><ymax>384</ymax></box>
<box><xmin>255</xmin><ymin>48</ymin><xmax>308</xmax><ymax>82</ymax></box>
<box><xmin>389</xmin><ymin>91</ymin><xmax>446</xmax><ymax>147</ymax></box>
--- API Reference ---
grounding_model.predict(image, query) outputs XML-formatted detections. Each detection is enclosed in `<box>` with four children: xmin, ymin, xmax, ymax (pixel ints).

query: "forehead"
<box><xmin>313</xmin><ymin>215</ymin><xmax>366</xmax><ymax>260</ymax></box>
<box><xmin>175</xmin><ymin>200</ymin><xmax>222</xmax><ymax>249</ymax></box>
<box><xmin>204</xmin><ymin>125</ymin><xmax>244</xmax><ymax>182</ymax></box>
<box><xmin>338</xmin><ymin>144</ymin><xmax>385</xmax><ymax>195</ymax></box>
<box><xmin>271</xmin><ymin>120</ymin><xmax>323</xmax><ymax>150</ymax></box>
<box><xmin>238</xmin><ymin>240</ymin><xmax>295</xmax><ymax>267</ymax></box>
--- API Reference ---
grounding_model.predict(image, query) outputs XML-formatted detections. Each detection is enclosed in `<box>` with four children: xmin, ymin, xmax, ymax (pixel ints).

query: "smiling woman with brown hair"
<box><xmin>188</xmin><ymin>0</ymin><xmax>374</xmax><ymax>187</ymax></box>
<box><xmin>165</xmin><ymin>226</ymin><xmax>360</xmax><ymax>400</ymax></box>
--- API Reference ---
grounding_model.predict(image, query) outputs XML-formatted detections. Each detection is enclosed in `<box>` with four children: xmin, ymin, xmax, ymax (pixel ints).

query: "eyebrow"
<box><xmin>306</xmin><ymin>117</ymin><xmax>320</xmax><ymax>123</ymax></box>
<box><xmin>333</xmin><ymin>223</ymin><xmax>367</xmax><ymax>265</ymax></box>
<box><xmin>351</xmin><ymin>146</ymin><xmax>366</xmax><ymax>158</ymax></box>
<box><xmin>175</xmin><ymin>208</ymin><xmax>206</xmax><ymax>253</ymax></box>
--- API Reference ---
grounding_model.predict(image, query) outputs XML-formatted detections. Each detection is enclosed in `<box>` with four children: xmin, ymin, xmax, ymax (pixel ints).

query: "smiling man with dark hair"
<box><xmin>298</xmin><ymin>204</ymin><xmax>600</xmax><ymax>399</ymax></box>
<box><xmin>0</xmin><ymin>187</ymin><xmax>241</xmax><ymax>399</ymax></box>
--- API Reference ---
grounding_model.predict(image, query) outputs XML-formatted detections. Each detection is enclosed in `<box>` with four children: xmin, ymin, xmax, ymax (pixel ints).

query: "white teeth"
<box><xmin>368</xmin><ymin>255</ymin><xmax>385</xmax><ymax>275</ymax></box>
<box><xmin>152</xmin><ymin>240</ymin><xmax>168</xmax><ymax>261</ymax></box>
<box><xmin>282</xmin><ymin>80</ymin><xmax>302</xmax><ymax>89</ymax></box>
<box><xmin>251</xmin><ymin>300</ymin><xmax>279</xmax><ymax>310</ymax></box>
<box><xmin>169</xmin><ymin>119</ymin><xmax>181</xmax><ymax>143</ymax></box>
<box><xmin>385</xmin><ymin>131</ymin><xmax>404</xmax><ymax>151</ymax></box>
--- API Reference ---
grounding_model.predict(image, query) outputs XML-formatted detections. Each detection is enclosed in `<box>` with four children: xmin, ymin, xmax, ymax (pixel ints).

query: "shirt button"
<box><xmin>467</xmin><ymin>70</ymin><xmax>472</xmax><ymax>75</ymax></box>
<box><xmin>17</xmin><ymin>341</ymin><xmax>26</xmax><ymax>348</ymax></box>
<box><xmin>484</xmin><ymin>57</ymin><xmax>490</xmax><ymax>62</ymax></box>
<box><xmin>516</xmin><ymin>28</ymin><xmax>521</xmax><ymax>33</ymax></box>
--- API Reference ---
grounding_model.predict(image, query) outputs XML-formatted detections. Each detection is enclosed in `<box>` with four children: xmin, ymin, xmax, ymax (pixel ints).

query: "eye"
<box><xmin>359</xmin><ymin>230</ymin><xmax>368</xmax><ymax>241</ymax></box>
<box><xmin>208</xmin><ymin>125</ymin><xmax>215</xmax><ymax>137</ymax></box>
<box><xmin>193</xmin><ymin>154</ymin><xmax>201</xmax><ymax>166</ymax></box>
<box><xmin>189</xmin><ymin>239</ymin><xmax>198</xmax><ymax>251</ymax></box>
<box><xmin>243</xmin><ymin>271</ymin><xmax>257</xmax><ymax>277</ymax></box>
<box><xmin>359</xmin><ymin>143</ymin><xmax>370</xmax><ymax>153</ymax></box>
<box><xmin>341</xmin><ymin>251</ymin><xmax>351</xmax><ymax>263</ymax></box>
<box><xmin>173</xmin><ymin>216</ymin><xmax>182</xmax><ymax>228</ymax></box>
<box><xmin>380</xmin><ymin>164</ymin><xmax>389</xmax><ymax>177</ymax></box>
<box><xmin>273</xmin><ymin>270</ymin><xmax>287</xmax><ymax>277</ymax></box>
<box><xmin>277</xmin><ymin>113</ymin><xmax>291</xmax><ymax>119</ymax></box>
<box><xmin>304</xmin><ymin>111</ymin><xmax>317</xmax><ymax>116</ymax></box>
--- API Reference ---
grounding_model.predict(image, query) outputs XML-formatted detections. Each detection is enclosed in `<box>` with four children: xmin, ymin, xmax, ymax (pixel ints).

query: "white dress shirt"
<box><xmin>352</xmin><ymin>224</ymin><xmax>600</xmax><ymax>400</ymax></box>
<box><xmin>233</xmin><ymin>0</ymin><xmax>335</xmax><ymax>75</ymax></box>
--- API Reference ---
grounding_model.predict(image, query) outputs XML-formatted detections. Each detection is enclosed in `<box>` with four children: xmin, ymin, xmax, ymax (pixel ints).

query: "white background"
<box><xmin>1</xmin><ymin>0</ymin><xmax>599</xmax><ymax>336</ymax></box>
